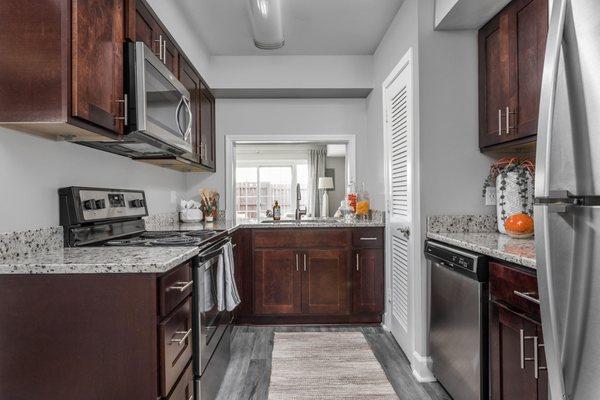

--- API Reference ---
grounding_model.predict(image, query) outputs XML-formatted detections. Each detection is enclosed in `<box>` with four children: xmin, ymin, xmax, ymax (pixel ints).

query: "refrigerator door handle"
<box><xmin>534</xmin><ymin>0</ymin><xmax>569</xmax><ymax>399</ymax></box>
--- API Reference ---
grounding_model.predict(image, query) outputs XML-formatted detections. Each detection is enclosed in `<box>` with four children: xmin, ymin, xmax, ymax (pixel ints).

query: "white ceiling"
<box><xmin>174</xmin><ymin>0</ymin><xmax>405</xmax><ymax>56</ymax></box>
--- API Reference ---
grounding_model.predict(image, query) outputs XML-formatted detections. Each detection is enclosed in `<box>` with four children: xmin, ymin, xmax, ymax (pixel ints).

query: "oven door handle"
<box><xmin>197</xmin><ymin>238</ymin><xmax>231</xmax><ymax>264</ymax></box>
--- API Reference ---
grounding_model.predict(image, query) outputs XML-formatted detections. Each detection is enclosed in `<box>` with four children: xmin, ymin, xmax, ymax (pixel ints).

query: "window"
<box><xmin>235</xmin><ymin>161</ymin><xmax>308</xmax><ymax>221</ymax></box>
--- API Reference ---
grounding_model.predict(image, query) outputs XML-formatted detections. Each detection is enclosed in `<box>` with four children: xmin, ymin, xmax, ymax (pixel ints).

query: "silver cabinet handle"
<box><xmin>356</xmin><ymin>253</ymin><xmax>359</xmax><ymax>271</ymax></box>
<box><xmin>295</xmin><ymin>253</ymin><xmax>299</xmax><ymax>272</ymax></box>
<box><xmin>498</xmin><ymin>108</ymin><xmax>503</xmax><ymax>135</ymax></box>
<box><xmin>514</xmin><ymin>290</ymin><xmax>540</xmax><ymax>304</ymax></box>
<box><xmin>359</xmin><ymin>237</ymin><xmax>378</xmax><ymax>241</ymax></box>
<box><xmin>187</xmin><ymin>396</ymin><xmax>193</xmax><ymax>400</ymax></box>
<box><xmin>232</xmin><ymin>243</ymin><xmax>237</xmax><ymax>249</ymax></box>
<box><xmin>171</xmin><ymin>328</ymin><xmax>192</xmax><ymax>345</ymax></box>
<box><xmin>115</xmin><ymin>94</ymin><xmax>128</xmax><ymax>126</ymax></box>
<box><xmin>519</xmin><ymin>329</ymin><xmax>537</xmax><ymax>374</ymax></box>
<box><xmin>168</xmin><ymin>281</ymin><xmax>193</xmax><ymax>292</ymax></box>
<box><xmin>303</xmin><ymin>254</ymin><xmax>307</xmax><ymax>272</ymax></box>
<box><xmin>155</xmin><ymin>34</ymin><xmax>164</xmax><ymax>61</ymax></box>
<box><xmin>506</xmin><ymin>106</ymin><xmax>515</xmax><ymax>134</ymax></box>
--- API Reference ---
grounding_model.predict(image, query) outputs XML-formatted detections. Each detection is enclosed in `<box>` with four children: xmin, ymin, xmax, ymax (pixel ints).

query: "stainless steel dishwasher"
<box><xmin>425</xmin><ymin>240</ymin><xmax>489</xmax><ymax>400</ymax></box>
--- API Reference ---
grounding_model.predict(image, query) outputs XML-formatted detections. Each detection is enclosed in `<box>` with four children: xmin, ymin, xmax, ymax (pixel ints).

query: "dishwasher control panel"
<box><xmin>424</xmin><ymin>240</ymin><xmax>489</xmax><ymax>281</ymax></box>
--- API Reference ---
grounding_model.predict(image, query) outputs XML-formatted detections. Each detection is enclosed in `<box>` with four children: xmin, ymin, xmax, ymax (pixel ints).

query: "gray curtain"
<box><xmin>307</xmin><ymin>148</ymin><xmax>327</xmax><ymax>217</ymax></box>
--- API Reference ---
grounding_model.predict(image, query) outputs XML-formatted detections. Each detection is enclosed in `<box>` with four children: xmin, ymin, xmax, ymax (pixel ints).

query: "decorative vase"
<box><xmin>496</xmin><ymin>170</ymin><xmax>534</xmax><ymax>234</ymax></box>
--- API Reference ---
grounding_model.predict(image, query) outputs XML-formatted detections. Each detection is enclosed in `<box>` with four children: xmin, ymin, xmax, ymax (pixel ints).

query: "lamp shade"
<box><xmin>248</xmin><ymin>0</ymin><xmax>284</xmax><ymax>50</ymax></box>
<box><xmin>318</xmin><ymin>177</ymin><xmax>334</xmax><ymax>190</ymax></box>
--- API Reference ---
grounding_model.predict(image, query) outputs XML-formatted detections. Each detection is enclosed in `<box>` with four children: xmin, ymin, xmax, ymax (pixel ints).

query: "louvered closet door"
<box><xmin>384</xmin><ymin>56</ymin><xmax>413</xmax><ymax>356</ymax></box>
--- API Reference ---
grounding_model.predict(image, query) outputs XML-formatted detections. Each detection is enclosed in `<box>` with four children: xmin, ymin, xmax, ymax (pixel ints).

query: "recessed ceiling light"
<box><xmin>248</xmin><ymin>0</ymin><xmax>285</xmax><ymax>50</ymax></box>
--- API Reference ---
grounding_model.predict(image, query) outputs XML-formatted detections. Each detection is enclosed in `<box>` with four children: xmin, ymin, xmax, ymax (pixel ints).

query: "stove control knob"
<box><xmin>83</xmin><ymin>199</ymin><xmax>97</xmax><ymax>210</ymax></box>
<box><xmin>130</xmin><ymin>199</ymin><xmax>144</xmax><ymax>208</ymax></box>
<box><xmin>95</xmin><ymin>199</ymin><xmax>106</xmax><ymax>209</ymax></box>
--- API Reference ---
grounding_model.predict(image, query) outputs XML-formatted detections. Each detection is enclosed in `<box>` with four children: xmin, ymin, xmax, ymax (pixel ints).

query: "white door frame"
<box><xmin>225</xmin><ymin>134</ymin><xmax>357</xmax><ymax>222</ymax></box>
<box><xmin>381</xmin><ymin>48</ymin><xmax>431</xmax><ymax>381</ymax></box>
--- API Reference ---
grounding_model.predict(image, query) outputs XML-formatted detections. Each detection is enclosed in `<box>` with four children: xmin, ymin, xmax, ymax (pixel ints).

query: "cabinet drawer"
<box><xmin>253</xmin><ymin>229</ymin><xmax>348</xmax><ymax>248</ymax></box>
<box><xmin>352</xmin><ymin>228</ymin><xmax>384</xmax><ymax>248</ymax></box>
<box><xmin>159</xmin><ymin>262</ymin><xmax>193</xmax><ymax>318</ymax></box>
<box><xmin>159</xmin><ymin>297</ymin><xmax>193</xmax><ymax>397</ymax></box>
<box><xmin>166</xmin><ymin>360</ymin><xmax>194</xmax><ymax>400</ymax></box>
<box><xmin>490</xmin><ymin>262</ymin><xmax>540</xmax><ymax>319</ymax></box>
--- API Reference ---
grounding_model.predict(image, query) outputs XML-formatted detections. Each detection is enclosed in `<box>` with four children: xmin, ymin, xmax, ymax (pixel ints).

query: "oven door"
<box><xmin>127</xmin><ymin>42</ymin><xmax>193</xmax><ymax>155</ymax></box>
<box><xmin>193</xmin><ymin>247</ymin><xmax>231</xmax><ymax>375</ymax></box>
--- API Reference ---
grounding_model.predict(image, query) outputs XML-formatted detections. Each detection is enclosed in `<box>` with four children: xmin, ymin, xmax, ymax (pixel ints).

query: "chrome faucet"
<box><xmin>295</xmin><ymin>183</ymin><xmax>307</xmax><ymax>220</ymax></box>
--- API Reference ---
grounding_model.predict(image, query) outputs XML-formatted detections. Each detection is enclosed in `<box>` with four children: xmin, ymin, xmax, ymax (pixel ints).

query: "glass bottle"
<box><xmin>346</xmin><ymin>180</ymin><xmax>357</xmax><ymax>214</ymax></box>
<box><xmin>356</xmin><ymin>182</ymin><xmax>370</xmax><ymax>219</ymax></box>
<box><xmin>273</xmin><ymin>201</ymin><xmax>281</xmax><ymax>220</ymax></box>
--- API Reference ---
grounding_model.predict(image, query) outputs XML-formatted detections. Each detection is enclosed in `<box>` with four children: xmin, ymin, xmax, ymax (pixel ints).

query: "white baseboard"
<box><xmin>411</xmin><ymin>351</ymin><xmax>436</xmax><ymax>382</ymax></box>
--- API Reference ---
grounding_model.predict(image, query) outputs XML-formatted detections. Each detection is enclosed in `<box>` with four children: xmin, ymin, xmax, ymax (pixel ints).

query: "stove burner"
<box><xmin>183</xmin><ymin>230</ymin><xmax>218</xmax><ymax>238</ymax></box>
<box><xmin>149</xmin><ymin>235</ymin><xmax>199</xmax><ymax>246</ymax></box>
<box><xmin>141</xmin><ymin>231</ymin><xmax>180</xmax><ymax>239</ymax></box>
<box><xmin>104</xmin><ymin>238</ymin><xmax>150</xmax><ymax>246</ymax></box>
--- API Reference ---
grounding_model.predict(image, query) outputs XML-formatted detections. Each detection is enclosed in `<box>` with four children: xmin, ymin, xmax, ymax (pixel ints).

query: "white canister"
<box><xmin>180</xmin><ymin>209</ymin><xmax>203</xmax><ymax>223</ymax></box>
<box><xmin>496</xmin><ymin>170</ymin><xmax>534</xmax><ymax>233</ymax></box>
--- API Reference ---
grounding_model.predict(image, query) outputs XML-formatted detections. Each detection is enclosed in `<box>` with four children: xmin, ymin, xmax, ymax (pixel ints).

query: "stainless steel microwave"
<box><xmin>125</xmin><ymin>41</ymin><xmax>193</xmax><ymax>156</ymax></box>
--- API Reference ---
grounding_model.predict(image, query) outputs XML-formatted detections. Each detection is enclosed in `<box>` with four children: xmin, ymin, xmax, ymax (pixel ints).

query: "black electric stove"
<box><xmin>58</xmin><ymin>186</ymin><xmax>220</xmax><ymax>247</ymax></box>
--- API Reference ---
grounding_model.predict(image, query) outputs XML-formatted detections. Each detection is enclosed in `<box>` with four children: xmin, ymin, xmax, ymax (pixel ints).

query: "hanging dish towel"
<box><xmin>223</xmin><ymin>241</ymin><xmax>241</xmax><ymax>311</ymax></box>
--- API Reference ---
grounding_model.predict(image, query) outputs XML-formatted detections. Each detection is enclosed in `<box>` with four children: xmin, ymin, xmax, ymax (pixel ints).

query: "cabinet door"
<box><xmin>302</xmin><ymin>249</ymin><xmax>349</xmax><ymax>315</ymax></box>
<box><xmin>134</xmin><ymin>0</ymin><xmax>159</xmax><ymax>54</ymax></box>
<box><xmin>162</xmin><ymin>34</ymin><xmax>179</xmax><ymax>76</ymax></box>
<box><xmin>506</xmin><ymin>0</ymin><xmax>548</xmax><ymax>139</ymax></box>
<box><xmin>199</xmin><ymin>83</ymin><xmax>216</xmax><ymax>170</ymax></box>
<box><xmin>352</xmin><ymin>249</ymin><xmax>384</xmax><ymax>314</ymax></box>
<box><xmin>254</xmin><ymin>250</ymin><xmax>301</xmax><ymax>315</ymax></box>
<box><xmin>490</xmin><ymin>303</ymin><xmax>539</xmax><ymax>400</ymax></box>
<box><xmin>72</xmin><ymin>0</ymin><xmax>125</xmax><ymax>134</ymax></box>
<box><xmin>179</xmin><ymin>58</ymin><xmax>201</xmax><ymax>160</ymax></box>
<box><xmin>478</xmin><ymin>12</ymin><xmax>510</xmax><ymax>148</ymax></box>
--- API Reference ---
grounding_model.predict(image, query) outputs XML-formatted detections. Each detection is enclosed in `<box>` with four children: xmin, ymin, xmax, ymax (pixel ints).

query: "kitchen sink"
<box><xmin>259</xmin><ymin>219</ymin><xmax>340</xmax><ymax>224</ymax></box>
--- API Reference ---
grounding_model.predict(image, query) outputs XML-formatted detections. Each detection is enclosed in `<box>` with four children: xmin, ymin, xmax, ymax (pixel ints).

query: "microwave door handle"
<box><xmin>175</xmin><ymin>96</ymin><xmax>185</xmax><ymax>138</ymax></box>
<box><xmin>183</xmin><ymin>97</ymin><xmax>193</xmax><ymax>141</ymax></box>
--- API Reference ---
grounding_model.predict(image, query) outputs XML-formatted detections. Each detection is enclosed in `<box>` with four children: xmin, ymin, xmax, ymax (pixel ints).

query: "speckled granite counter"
<box><xmin>146</xmin><ymin>215</ymin><xmax>385</xmax><ymax>234</ymax></box>
<box><xmin>426</xmin><ymin>215</ymin><xmax>536</xmax><ymax>269</ymax></box>
<box><xmin>0</xmin><ymin>246</ymin><xmax>200</xmax><ymax>274</ymax></box>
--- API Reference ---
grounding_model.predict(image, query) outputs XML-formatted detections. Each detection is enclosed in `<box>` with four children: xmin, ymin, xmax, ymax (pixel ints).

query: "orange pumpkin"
<box><xmin>504</xmin><ymin>213</ymin><xmax>534</xmax><ymax>237</ymax></box>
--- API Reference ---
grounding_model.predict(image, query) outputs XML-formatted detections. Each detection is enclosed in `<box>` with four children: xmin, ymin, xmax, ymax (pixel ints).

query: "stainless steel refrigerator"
<box><xmin>535</xmin><ymin>0</ymin><xmax>600</xmax><ymax>399</ymax></box>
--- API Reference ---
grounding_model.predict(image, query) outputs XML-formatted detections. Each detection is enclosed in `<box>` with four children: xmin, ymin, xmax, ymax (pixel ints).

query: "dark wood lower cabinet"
<box><xmin>353</xmin><ymin>248</ymin><xmax>385</xmax><ymax>314</ymax></box>
<box><xmin>244</xmin><ymin>228</ymin><xmax>384</xmax><ymax>324</ymax></box>
<box><xmin>254</xmin><ymin>249</ymin><xmax>302</xmax><ymax>315</ymax></box>
<box><xmin>303</xmin><ymin>249</ymin><xmax>349</xmax><ymax>315</ymax></box>
<box><xmin>490</xmin><ymin>261</ymin><xmax>548</xmax><ymax>400</ymax></box>
<box><xmin>0</xmin><ymin>260</ymin><xmax>196</xmax><ymax>400</ymax></box>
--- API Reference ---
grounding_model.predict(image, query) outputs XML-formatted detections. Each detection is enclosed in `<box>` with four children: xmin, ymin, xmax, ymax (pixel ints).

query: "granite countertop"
<box><xmin>148</xmin><ymin>218</ymin><xmax>385</xmax><ymax>234</ymax></box>
<box><xmin>0</xmin><ymin>246</ymin><xmax>200</xmax><ymax>274</ymax></box>
<box><xmin>427</xmin><ymin>231</ymin><xmax>536</xmax><ymax>269</ymax></box>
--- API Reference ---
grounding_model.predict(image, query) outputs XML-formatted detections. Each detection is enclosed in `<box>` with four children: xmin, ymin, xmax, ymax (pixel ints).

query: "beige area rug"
<box><xmin>268</xmin><ymin>332</ymin><xmax>399</xmax><ymax>399</ymax></box>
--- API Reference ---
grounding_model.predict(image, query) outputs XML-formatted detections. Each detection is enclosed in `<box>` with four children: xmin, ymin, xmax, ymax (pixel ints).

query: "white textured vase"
<box><xmin>496</xmin><ymin>171</ymin><xmax>534</xmax><ymax>233</ymax></box>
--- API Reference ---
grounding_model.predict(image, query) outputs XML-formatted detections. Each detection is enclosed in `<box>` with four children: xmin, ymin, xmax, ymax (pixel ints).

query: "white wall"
<box><xmin>0</xmin><ymin>129</ymin><xmax>185</xmax><ymax>232</ymax></box>
<box><xmin>185</xmin><ymin>98</ymin><xmax>367</xmax><ymax>205</ymax></box>
<box><xmin>210</xmin><ymin>55</ymin><xmax>373</xmax><ymax>89</ymax></box>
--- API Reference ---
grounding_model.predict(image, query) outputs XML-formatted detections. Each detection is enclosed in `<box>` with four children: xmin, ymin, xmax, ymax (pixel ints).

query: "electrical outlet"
<box><xmin>485</xmin><ymin>187</ymin><xmax>497</xmax><ymax>206</ymax></box>
<box><xmin>170</xmin><ymin>191</ymin><xmax>178</xmax><ymax>204</ymax></box>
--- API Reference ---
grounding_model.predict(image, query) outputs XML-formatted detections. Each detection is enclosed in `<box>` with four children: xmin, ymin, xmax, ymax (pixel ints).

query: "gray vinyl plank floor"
<box><xmin>216</xmin><ymin>326</ymin><xmax>451</xmax><ymax>400</ymax></box>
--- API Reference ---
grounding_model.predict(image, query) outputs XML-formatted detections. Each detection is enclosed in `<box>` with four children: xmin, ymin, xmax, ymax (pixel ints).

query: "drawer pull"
<box><xmin>171</xmin><ymin>329</ymin><xmax>192</xmax><ymax>346</ymax></box>
<box><xmin>514</xmin><ymin>290</ymin><xmax>540</xmax><ymax>304</ymax></box>
<box><xmin>168</xmin><ymin>281</ymin><xmax>193</xmax><ymax>292</ymax></box>
<box><xmin>187</xmin><ymin>396</ymin><xmax>193</xmax><ymax>400</ymax></box>
<box><xmin>359</xmin><ymin>237</ymin><xmax>378</xmax><ymax>241</ymax></box>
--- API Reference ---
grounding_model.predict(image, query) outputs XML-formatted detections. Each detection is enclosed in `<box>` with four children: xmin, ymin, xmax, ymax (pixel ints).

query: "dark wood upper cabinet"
<box><xmin>479</xmin><ymin>0</ymin><xmax>548</xmax><ymax>150</ymax></box>
<box><xmin>254</xmin><ymin>249</ymin><xmax>302</xmax><ymax>315</ymax></box>
<box><xmin>352</xmin><ymin>248</ymin><xmax>384</xmax><ymax>315</ymax></box>
<box><xmin>302</xmin><ymin>249</ymin><xmax>349</xmax><ymax>315</ymax></box>
<box><xmin>72</xmin><ymin>0</ymin><xmax>126</xmax><ymax>134</ymax></box>
<box><xmin>179</xmin><ymin>58</ymin><xmax>201</xmax><ymax>159</ymax></box>
<box><xmin>200</xmin><ymin>82</ymin><xmax>216</xmax><ymax>170</ymax></box>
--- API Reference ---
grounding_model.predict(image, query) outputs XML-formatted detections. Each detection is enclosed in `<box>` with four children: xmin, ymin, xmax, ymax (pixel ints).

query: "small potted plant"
<box><xmin>482</xmin><ymin>158</ymin><xmax>535</xmax><ymax>234</ymax></box>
